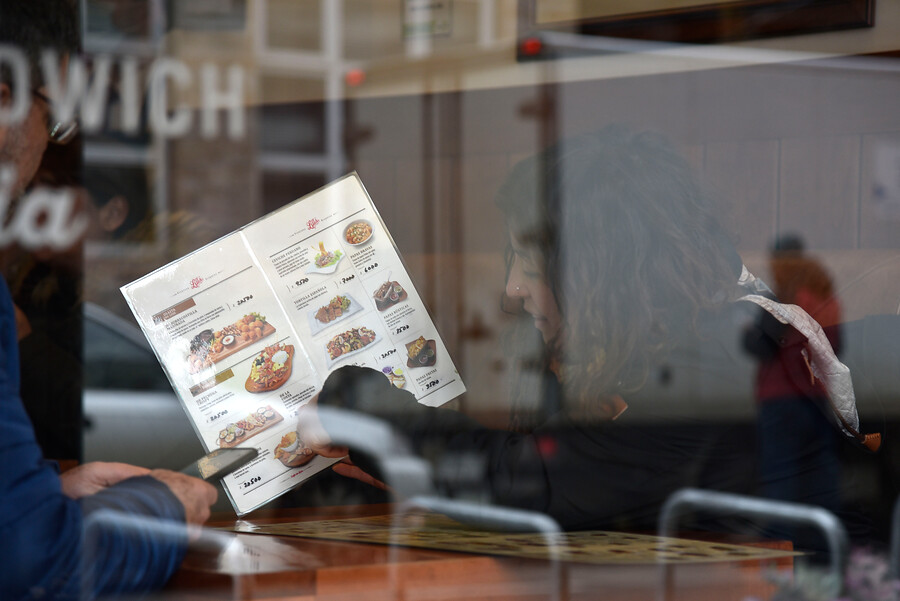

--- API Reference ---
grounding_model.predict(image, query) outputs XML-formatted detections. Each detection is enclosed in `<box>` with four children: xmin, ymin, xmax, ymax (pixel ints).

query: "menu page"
<box><xmin>121</xmin><ymin>173</ymin><xmax>466</xmax><ymax>514</ymax></box>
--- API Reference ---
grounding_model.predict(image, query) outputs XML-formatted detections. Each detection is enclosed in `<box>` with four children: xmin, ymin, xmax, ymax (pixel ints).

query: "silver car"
<box><xmin>82</xmin><ymin>302</ymin><xmax>204</xmax><ymax>471</ymax></box>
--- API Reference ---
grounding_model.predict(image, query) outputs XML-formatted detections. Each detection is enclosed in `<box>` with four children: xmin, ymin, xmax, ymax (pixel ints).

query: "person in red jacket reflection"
<box><xmin>744</xmin><ymin>233</ymin><xmax>842</xmax><ymax>512</ymax></box>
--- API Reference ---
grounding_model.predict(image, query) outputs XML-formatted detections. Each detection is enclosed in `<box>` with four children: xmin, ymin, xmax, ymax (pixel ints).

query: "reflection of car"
<box><xmin>83</xmin><ymin>303</ymin><xmax>204</xmax><ymax>471</ymax></box>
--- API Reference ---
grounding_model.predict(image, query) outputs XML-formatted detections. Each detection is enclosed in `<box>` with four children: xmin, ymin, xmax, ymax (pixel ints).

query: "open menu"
<box><xmin>121</xmin><ymin>173</ymin><xmax>466</xmax><ymax>515</ymax></box>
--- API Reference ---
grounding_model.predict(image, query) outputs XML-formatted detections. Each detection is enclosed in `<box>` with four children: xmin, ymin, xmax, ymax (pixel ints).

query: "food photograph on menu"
<box><xmin>308</xmin><ymin>294</ymin><xmax>363</xmax><ymax>334</ymax></box>
<box><xmin>344</xmin><ymin>219</ymin><xmax>374</xmax><ymax>246</ymax></box>
<box><xmin>373</xmin><ymin>279</ymin><xmax>407</xmax><ymax>311</ymax></box>
<box><xmin>307</xmin><ymin>241</ymin><xmax>344</xmax><ymax>274</ymax></box>
<box><xmin>325</xmin><ymin>326</ymin><xmax>378</xmax><ymax>363</ymax></box>
<box><xmin>217</xmin><ymin>406</ymin><xmax>283</xmax><ymax>448</ymax></box>
<box><xmin>187</xmin><ymin>312</ymin><xmax>275</xmax><ymax>374</ymax></box>
<box><xmin>406</xmin><ymin>336</ymin><xmax>437</xmax><ymax>368</ymax></box>
<box><xmin>382</xmin><ymin>366</ymin><xmax>406</xmax><ymax>388</ymax></box>
<box><xmin>245</xmin><ymin>343</ymin><xmax>294</xmax><ymax>393</ymax></box>
<box><xmin>273</xmin><ymin>432</ymin><xmax>317</xmax><ymax>468</ymax></box>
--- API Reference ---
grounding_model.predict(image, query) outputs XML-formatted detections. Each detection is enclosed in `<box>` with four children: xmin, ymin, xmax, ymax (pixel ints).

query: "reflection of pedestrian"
<box><xmin>743</xmin><ymin>234</ymin><xmax>842</xmax><ymax>512</ymax></box>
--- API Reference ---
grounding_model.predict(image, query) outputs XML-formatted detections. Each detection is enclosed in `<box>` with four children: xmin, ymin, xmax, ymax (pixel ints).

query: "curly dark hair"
<box><xmin>496</xmin><ymin>126</ymin><xmax>742</xmax><ymax>408</ymax></box>
<box><xmin>0</xmin><ymin>0</ymin><xmax>80</xmax><ymax>91</ymax></box>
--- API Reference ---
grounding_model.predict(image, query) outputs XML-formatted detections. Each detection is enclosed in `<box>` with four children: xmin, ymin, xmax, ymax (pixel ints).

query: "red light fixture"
<box><xmin>345</xmin><ymin>69</ymin><xmax>365</xmax><ymax>87</ymax></box>
<box><xmin>520</xmin><ymin>37</ymin><xmax>542</xmax><ymax>56</ymax></box>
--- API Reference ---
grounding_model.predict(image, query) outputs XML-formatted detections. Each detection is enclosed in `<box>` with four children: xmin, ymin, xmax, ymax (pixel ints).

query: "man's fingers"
<box><xmin>59</xmin><ymin>462</ymin><xmax>152</xmax><ymax>499</ymax></box>
<box><xmin>149</xmin><ymin>470</ymin><xmax>218</xmax><ymax>527</ymax></box>
<box><xmin>200</xmin><ymin>479</ymin><xmax>219</xmax><ymax>505</ymax></box>
<box><xmin>95</xmin><ymin>462</ymin><xmax>151</xmax><ymax>486</ymax></box>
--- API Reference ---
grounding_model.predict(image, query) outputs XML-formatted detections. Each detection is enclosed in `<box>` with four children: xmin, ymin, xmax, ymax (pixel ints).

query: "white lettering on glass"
<box><xmin>201</xmin><ymin>63</ymin><xmax>245</xmax><ymax>139</ymax></box>
<box><xmin>149</xmin><ymin>58</ymin><xmax>193</xmax><ymax>138</ymax></box>
<box><xmin>119</xmin><ymin>56</ymin><xmax>141</xmax><ymax>134</ymax></box>
<box><xmin>0</xmin><ymin>166</ymin><xmax>89</xmax><ymax>250</ymax></box>
<box><xmin>28</xmin><ymin>51</ymin><xmax>246</xmax><ymax>140</ymax></box>
<box><xmin>42</xmin><ymin>51</ymin><xmax>112</xmax><ymax>132</ymax></box>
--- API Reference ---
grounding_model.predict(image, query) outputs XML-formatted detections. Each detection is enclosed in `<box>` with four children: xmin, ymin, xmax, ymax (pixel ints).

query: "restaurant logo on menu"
<box><xmin>190</xmin><ymin>276</ymin><xmax>204</xmax><ymax>289</ymax></box>
<box><xmin>306</xmin><ymin>218</ymin><xmax>319</xmax><ymax>230</ymax></box>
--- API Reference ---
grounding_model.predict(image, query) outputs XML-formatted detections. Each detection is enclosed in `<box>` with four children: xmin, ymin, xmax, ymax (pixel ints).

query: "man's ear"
<box><xmin>99</xmin><ymin>196</ymin><xmax>129</xmax><ymax>232</ymax></box>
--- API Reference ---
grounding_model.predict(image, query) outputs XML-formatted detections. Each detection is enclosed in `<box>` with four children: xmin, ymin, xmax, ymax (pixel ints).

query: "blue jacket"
<box><xmin>0</xmin><ymin>279</ymin><xmax>188</xmax><ymax>600</ymax></box>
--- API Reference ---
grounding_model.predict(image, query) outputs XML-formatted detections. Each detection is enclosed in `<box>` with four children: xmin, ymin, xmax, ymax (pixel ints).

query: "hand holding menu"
<box><xmin>122</xmin><ymin>174</ymin><xmax>466</xmax><ymax>514</ymax></box>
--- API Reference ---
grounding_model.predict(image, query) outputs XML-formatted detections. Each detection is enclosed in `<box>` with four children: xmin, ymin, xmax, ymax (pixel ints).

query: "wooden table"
<box><xmin>164</xmin><ymin>504</ymin><xmax>789</xmax><ymax>601</ymax></box>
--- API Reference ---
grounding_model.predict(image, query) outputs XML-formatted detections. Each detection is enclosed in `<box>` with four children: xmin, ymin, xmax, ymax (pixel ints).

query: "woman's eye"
<box><xmin>512</xmin><ymin>252</ymin><xmax>542</xmax><ymax>279</ymax></box>
<box><xmin>520</xmin><ymin>260</ymin><xmax>542</xmax><ymax>279</ymax></box>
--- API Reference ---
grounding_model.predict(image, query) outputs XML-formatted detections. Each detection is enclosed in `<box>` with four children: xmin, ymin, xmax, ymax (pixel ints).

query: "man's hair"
<box><xmin>0</xmin><ymin>0</ymin><xmax>80</xmax><ymax>89</ymax></box>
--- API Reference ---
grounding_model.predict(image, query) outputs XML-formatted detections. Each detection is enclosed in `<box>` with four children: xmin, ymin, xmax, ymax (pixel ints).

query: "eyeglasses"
<box><xmin>31</xmin><ymin>90</ymin><xmax>79</xmax><ymax>145</ymax></box>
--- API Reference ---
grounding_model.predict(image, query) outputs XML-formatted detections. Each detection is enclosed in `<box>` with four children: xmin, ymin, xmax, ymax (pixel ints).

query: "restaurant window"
<box><xmin>5</xmin><ymin>1</ymin><xmax>900</xmax><ymax>599</ymax></box>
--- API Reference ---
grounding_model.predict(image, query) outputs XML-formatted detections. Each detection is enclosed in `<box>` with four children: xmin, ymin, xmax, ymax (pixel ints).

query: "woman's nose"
<box><xmin>506</xmin><ymin>268</ymin><xmax>525</xmax><ymax>298</ymax></box>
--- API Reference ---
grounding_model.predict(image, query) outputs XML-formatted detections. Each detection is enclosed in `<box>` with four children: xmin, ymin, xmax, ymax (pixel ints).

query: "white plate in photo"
<box><xmin>306</xmin><ymin>249</ymin><xmax>344</xmax><ymax>275</ymax></box>
<box><xmin>307</xmin><ymin>293</ymin><xmax>364</xmax><ymax>336</ymax></box>
<box><xmin>343</xmin><ymin>219</ymin><xmax>375</xmax><ymax>246</ymax></box>
<box><xmin>324</xmin><ymin>324</ymin><xmax>383</xmax><ymax>368</ymax></box>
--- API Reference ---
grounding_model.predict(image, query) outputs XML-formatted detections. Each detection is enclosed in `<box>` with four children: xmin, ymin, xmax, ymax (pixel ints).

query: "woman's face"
<box><xmin>505</xmin><ymin>232</ymin><xmax>563</xmax><ymax>345</ymax></box>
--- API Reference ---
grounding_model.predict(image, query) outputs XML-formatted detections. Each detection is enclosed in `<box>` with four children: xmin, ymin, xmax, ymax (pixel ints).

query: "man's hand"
<box><xmin>297</xmin><ymin>396</ymin><xmax>388</xmax><ymax>491</ymax></box>
<box><xmin>148</xmin><ymin>470</ymin><xmax>218</xmax><ymax>527</ymax></box>
<box><xmin>61</xmin><ymin>463</ymin><xmax>218</xmax><ymax>526</ymax></box>
<box><xmin>60</xmin><ymin>462</ymin><xmax>150</xmax><ymax>499</ymax></box>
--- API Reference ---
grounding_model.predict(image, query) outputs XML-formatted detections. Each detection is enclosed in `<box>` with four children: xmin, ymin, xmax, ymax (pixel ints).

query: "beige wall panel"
<box><xmin>704</xmin><ymin>139</ymin><xmax>779</xmax><ymax>252</ymax></box>
<box><xmin>393</xmin><ymin>159</ymin><xmax>459</xmax><ymax>338</ymax></box>
<box><xmin>556</xmin><ymin>73</ymin><xmax>698</xmax><ymax>143</ymax></box>
<box><xmin>459</xmin><ymin>154</ymin><xmax>511</xmax><ymax>254</ymax></box>
<box><xmin>461</xmin><ymin>86</ymin><xmax>545</xmax><ymax>158</ymax></box>
<box><xmin>351</xmin><ymin>95</ymin><xmax>426</xmax><ymax>161</ymax></box>
<box><xmin>860</xmin><ymin>133</ymin><xmax>900</xmax><ymax>249</ymax></box>
<box><xmin>393</xmin><ymin>157</ymin><xmax>430</xmax><ymax>257</ymax></box>
<box><xmin>351</xmin><ymin>158</ymin><xmax>399</xmax><ymax>235</ymax></box>
<box><xmin>779</xmin><ymin>135</ymin><xmax>860</xmax><ymax>250</ymax></box>
<box><xmin>458</xmin><ymin>252</ymin><xmax>517</xmax><ymax>418</ymax></box>
<box><xmin>170</xmin><ymin>136</ymin><xmax>259</xmax><ymax>246</ymax></box>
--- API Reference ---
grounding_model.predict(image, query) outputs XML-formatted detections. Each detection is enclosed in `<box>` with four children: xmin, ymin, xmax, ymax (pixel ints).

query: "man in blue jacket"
<box><xmin>0</xmin><ymin>2</ymin><xmax>218</xmax><ymax>599</ymax></box>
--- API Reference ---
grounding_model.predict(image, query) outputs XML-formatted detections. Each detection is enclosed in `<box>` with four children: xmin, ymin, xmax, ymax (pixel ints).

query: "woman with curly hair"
<box><xmin>299</xmin><ymin>126</ymin><xmax>861</xmax><ymax>531</ymax></box>
<box><xmin>497</xmin><ymin>127</ymin><xmax>742</xmax><ymax>426</ymax></box>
